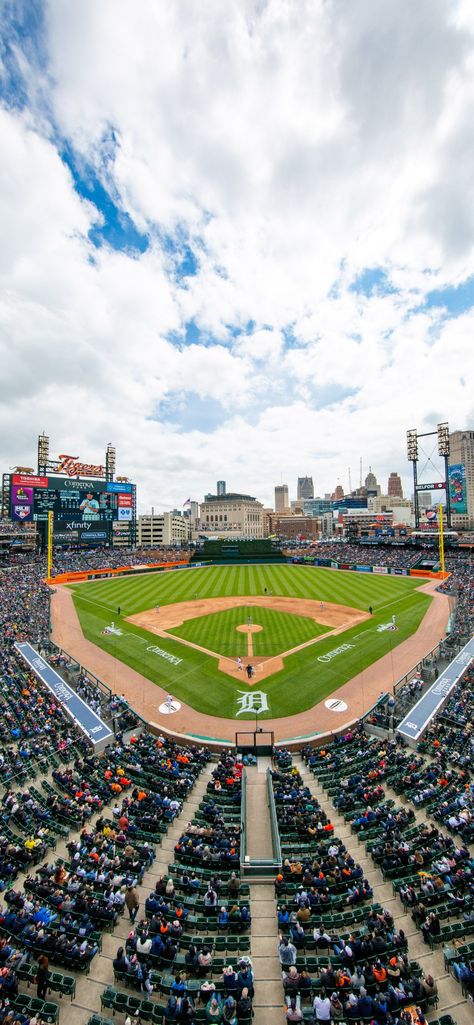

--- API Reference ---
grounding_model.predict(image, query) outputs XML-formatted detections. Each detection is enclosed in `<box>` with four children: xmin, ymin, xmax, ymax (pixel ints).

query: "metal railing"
<box><xmin>240</xmin><ymin>768</ymin><xmax>247</xmax><ymax>869</ymax></box>
<box><xmin>266</xmin><ymin>768</ymin><xmax>282</xmax><ymax>866</ymax></box>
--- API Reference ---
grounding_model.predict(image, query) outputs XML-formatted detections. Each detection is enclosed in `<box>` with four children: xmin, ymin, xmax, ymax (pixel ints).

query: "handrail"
<box><xmin>240</xmin><ymin>768</ymin><xmax>247</xmax><ymax>870</ymax></box>
<box><xmin>266</xmin><ymin>768</ymin><xmax>282</xmax><ymax>867</ymax></box>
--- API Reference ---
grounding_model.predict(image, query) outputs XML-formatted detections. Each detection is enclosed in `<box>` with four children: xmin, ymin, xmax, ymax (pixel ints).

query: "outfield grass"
<box><xmin>70</xmin><ymin>565</ymin><xmax>431</xmax><ymax>721</ymax></box>
<box><xmin>168</xmin><ymin>605</ymin><xmax>328</xmax><ymax>656</ymax></box>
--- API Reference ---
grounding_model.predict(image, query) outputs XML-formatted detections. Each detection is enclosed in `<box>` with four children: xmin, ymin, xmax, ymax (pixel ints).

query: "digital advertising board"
<box><xmin>8</xmin><ymin>474</ymin><xmax>135</xmax><ymax>547</ymax></box>
<box><xmin>449</xmin><ymin>463</ymin><xmax>467</xmax><ymax>515</ymax></box>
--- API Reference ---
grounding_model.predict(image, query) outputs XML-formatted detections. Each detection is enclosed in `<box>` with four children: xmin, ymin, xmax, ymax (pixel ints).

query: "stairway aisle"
<box><xmin>245</xmin><ymin>755</ymin><xmax>282</xmax><ymax>1024</ymax></box>
<box><xmin>293</xmin><ymin>754</ymin><xmax>473</xmax><ymax>1025</ymax></box>
<box><xmin>65</xmin><ymin>761</ymin><xmax>214</xmax><ymax>1025</ymax></box>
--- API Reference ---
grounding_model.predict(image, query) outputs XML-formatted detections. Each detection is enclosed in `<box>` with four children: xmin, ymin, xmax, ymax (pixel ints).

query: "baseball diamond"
<box><xmin>51</xmin><ymin>563</ymin><xmax>450</xmax><ymax>736</ymax></box>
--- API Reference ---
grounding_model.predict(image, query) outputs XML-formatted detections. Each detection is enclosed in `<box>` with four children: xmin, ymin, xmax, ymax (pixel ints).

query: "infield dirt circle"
<box><xmin>51</xmin><ymin>580</ymin><xmax>450</xmax><ymax>745</ymax></box>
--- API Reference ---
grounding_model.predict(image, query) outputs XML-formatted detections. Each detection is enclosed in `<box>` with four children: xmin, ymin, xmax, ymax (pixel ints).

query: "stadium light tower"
<box><xmin>37</xmin><ymin>432</ymin><xmax>50</xmax><ymax>475</ymax></box>
<box><xmin>406</xmin><ymin>423</ymin><xmax>451</xmax><ymax>529</ymax></box>
<box><xmin>406</xmin><ymin>429</ymin><xmax>419</xmax><ymax>526</ymax></box>
<box><xmin>106</xmin><ymin>443</ymin><xmax>116</xmax><ymax>482</ymax></box>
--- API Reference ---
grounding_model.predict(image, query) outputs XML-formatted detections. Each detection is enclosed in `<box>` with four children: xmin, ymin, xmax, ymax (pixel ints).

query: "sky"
<box><xmin>1</xmin><ymin>0</ymin><xmax>473</xmax><ymax>513</ymax></box>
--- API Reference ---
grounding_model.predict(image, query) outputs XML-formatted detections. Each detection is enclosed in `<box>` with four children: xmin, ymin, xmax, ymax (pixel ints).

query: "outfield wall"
<box><xmin>48</xmin><ymin>559</ymin><xmax>191</xmax><ymax>584</ymax></box>
<box><xmin>293</xmin><ymin>557</ymin><xmax>448</xmax><ymax>580</ymax></box>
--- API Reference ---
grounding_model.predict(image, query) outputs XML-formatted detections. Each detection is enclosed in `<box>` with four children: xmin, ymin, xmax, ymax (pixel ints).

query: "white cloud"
<box><xmin>0</xmin><ymin>1</ymin><xmax>473</xmax><ymax>512</ymax></box>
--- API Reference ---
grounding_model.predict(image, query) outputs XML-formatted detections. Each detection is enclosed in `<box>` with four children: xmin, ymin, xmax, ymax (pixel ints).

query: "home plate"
<box><xmin>324</xmin><ymin>698</ymin><xmax>348</xmax><ymax>712</ymax></box>
<box><xmin>158</xmin><ymin>700</ymin><xmax>182</xmax><ymax>715</ymax></box>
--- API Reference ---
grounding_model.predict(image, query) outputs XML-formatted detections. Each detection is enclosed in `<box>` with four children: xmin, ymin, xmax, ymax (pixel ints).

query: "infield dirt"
<box><xmin>127</xmin><ymin>595</ymin><xmax>368</xmax><ymax>682</ymax></box>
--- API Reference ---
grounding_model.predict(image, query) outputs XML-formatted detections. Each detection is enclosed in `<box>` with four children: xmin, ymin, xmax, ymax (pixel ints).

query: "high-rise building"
<box><xmin>275</xmin><ymin>484</ymin><xmax>289</xmax><ymax>513</ymax></box>
<box><xmin>217</xmin><ymin>480</ymin><xmax>226</xmax><ymax>496</ymax></box>
<box><xmin>449</xmin><ymin>429</ymin><xmax>474</xmax><ymax>528</ymax></box>
<box><xmin>297</xmin><ymin>476</ymin><xmax>314</xmax><ymax>500</ymax></box>
<box><xmin>387</xmin><ymin>472</ymin><xmax>403</xmax><ymax>499</ymax></box>
<box><xmin>333</xmin><ymin>484</ymin><xmax>344</xmax><ymax>501</ymax></box>
<box><xmin>365</xmin><ymin>469</ymin><xmax>381</xmax><ymax>496</ymax></box>
<box><xmin>200</xmin><ymin>492</ymin><xmax>264</xmax><ymax>537</ymax></box>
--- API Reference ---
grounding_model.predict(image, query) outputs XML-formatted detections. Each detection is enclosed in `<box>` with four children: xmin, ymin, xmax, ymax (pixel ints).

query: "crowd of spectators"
<box><xmin>437</xmin><ymin>550</ymin><xmax>473</xmax><ymax>642</ymax></box>
<box><xmin>289</xmin><ymin>542</ymin><xmax>422</xmax><ymax>570</ymax></box>
<box><xmin>273</xmin><ymin>752</ymin><xmax>442</xmax><ymax>1025</ymax></box>
<box><xmin>50</xmin><ymin>546</ymin><xmax>188</xmax><ymax>577</ymax></box>
<box><xmin>174</xmin><ymin>756</ymin><xmax>242</xmax><ymax>870</ymax></box>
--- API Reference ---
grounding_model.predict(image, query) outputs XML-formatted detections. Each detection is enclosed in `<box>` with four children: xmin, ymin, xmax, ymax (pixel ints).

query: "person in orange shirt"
<box><xmin>373</xmin><ymin>961</ymin><xmax>387</xmax><ymax>984</ymax></box>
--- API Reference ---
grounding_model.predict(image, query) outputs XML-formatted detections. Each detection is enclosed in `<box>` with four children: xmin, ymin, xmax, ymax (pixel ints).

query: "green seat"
<box><xmin>30</xmin><ymin>998</ymin><xmax>47</xmax><ymax>1016</ymax></box>
<box><xmin>160</xmin><ymin>976</ymin><xmax>175</xmax><ymax>996</ymax></box>
<box><xmin>60</xmin><ymin>975</ymin><xmax>76</xmax><ymax>1000</ymax></box>
<box><xmin>13</xmin><ymin>995</ymin><xmax>32</xmax><ymax>1013</ymax></box>
<box><xmin>112</xmin><ymin>992</ymin><xmax>128</xmax><ymax>1015</ymax></box>
<box><xmin>126</xmin><ymin>996</ymin><xmax>141</xmax><ymax>1016</ymax></box>
<box><xmin>101</xmin><ymin>988</ymin><xmax>117</xmax><ymax>1011</ymax></box>
<box><xmin>139</xmin><ymin>1000</ymin><xmax>154</xmax><ymax>1021</ymax></box>
<box><xmin>42</xmin><ymin>1001</ymin><xmax>59</xmax><ymax>1023</ymax></box>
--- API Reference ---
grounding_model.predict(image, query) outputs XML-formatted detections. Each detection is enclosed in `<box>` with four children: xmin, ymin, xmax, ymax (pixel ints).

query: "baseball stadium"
<box><xmin>4</xmin><ymin>6</ymin><xmax>474</xmax><ymax>1025</ymax></box>
<box><xmin>0</xmin><ymin>436</ymin><xmax>473</xmax><ymax>1025</ymax></box>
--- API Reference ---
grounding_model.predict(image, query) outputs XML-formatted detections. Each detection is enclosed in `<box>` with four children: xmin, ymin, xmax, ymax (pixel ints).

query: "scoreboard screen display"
<box><xmin>10</xmin><ymin>475</ymin><xmax>134</xmax><ymax>547</ymax></box>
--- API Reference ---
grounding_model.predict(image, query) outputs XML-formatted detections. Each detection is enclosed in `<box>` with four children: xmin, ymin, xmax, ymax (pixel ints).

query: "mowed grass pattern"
<box><xmin>70</xmin><ymin>565</ymin><xmax>431</xmax><ymax>724</ymax></box>
<box><xmin>69</xmin><ymin>563</ymin><xmax>422</xmax><ymax>615</ymax></box>
<box><xmin>168</xmin><ymin>606</ymin><xmax>328</xmax><ymax>656</ymax></box>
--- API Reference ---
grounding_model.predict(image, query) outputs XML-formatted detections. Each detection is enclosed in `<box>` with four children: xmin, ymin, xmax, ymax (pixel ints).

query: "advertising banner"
<box><xmin>373</xmin><ymin>565</ymin><xmax>388</xmax><ymax>574</ymax></box>
<box><xmin>355</xmin><ymin>565</ymin><xmax>372</xmax><ymax>572</ymax></box>
<box><xmin>118</xmin><ymin>507</ymin><xmax>133</xmax><ymax>521</ymax></box>
<box><xmin>398</xmin><ymin>637</ymin><xmax>474</xmax><ymax>743</ymax></box>
<box><xmin>16</xmin><ymin>642</ymin><xmax>113</xmax><ymax>750</ymax></box>
<box><xmin>11</xmin><ymin>484</ymin><xmax>34</xmax><ymax>522</ymax></box>
<box><xmin>449</xmin><ymin>463</ymin><xmax>467</xmax><ymax>514</ymax></box>
<box><xmin>106</xmin><ymin>481</ymin><xmax>133</xmax><ymax>493</ymax></box>
<box><xmin>117</xmin><ymin>492</ymin><xmax>133</xmax><ymax>507</ymax></box>
<box><xmin>80</xmin><ymin>530</ymin><xmax>108</xmax><ymax>541</ymax></box>
<box><xmin>12</xmin><ymin>474</ymin><xmax>48</xmax><ymax>488</ymax></box>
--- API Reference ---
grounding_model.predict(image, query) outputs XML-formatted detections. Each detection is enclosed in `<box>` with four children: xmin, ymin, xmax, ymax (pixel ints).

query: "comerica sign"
<box><xmin>56</xmin><ymin>454</ymin><xmax>106</xmax><ymax>478</ymax></box>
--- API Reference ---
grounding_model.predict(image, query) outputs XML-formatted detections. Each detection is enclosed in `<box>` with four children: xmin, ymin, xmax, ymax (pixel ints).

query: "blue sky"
<box><xmin>0</xmin><ymin>0</ymin><xmax>473</xmax><ymax>510</ymax></box>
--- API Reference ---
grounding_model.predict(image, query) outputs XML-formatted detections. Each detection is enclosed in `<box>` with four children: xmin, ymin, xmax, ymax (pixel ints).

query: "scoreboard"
<box><xmin>9</xmin><ymin>474</ymin><xmax>135</xmax><ymax>548</ymax></box>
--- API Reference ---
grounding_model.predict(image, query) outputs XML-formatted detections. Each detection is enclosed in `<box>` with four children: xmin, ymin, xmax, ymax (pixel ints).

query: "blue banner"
<box><xmin>397</xmin><ymin>637</ymin><xmax>474</xmax><ymax>743</ymax></box>
<box><xmin>106</xmin><ymin>482</ymin><xmax>133</xmax><ymax>494</ymax></box>
<box><xmin>15</xmin><ymin>643</ymin><xmax>113</xmax><ymax>751</ymax></box>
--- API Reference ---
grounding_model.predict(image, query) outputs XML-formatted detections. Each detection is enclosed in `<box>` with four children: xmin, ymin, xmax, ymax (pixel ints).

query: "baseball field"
<box><xmin>68</xmin><ymin>564</ymin><xmax>431</xmax><ymax>721</ymax></box>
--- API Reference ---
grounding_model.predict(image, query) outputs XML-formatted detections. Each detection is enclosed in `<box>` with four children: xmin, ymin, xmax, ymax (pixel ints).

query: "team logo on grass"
<box><xmin>235</xmin><ymin>690</ymin><xmax>269</xmax><ymax>716</ymax></box>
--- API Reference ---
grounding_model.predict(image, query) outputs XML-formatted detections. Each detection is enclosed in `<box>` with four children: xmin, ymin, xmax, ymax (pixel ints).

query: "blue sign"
<box><xmin>397</xmin><ymin>637</ymin><xmax>474</xmax><ymax>744</ymax></box>
<box><xmin>80</xmin><ymin>530</ymin><xmax>108</xmax><ymax>540</ymax></box>
<box><xmin>106</xmin><ymin>482</ymin><xmax>133</xmax><ymax>493</ymax></box>
<box><xmin>15</xmin><ymin>643</ymin><xmax>114</xmax><ymax>751</ymax></box>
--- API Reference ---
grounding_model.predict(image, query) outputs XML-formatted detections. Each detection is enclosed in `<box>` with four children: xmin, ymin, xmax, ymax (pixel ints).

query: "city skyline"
<box><xmin>1</xmin><ymin>2</ymin><xmax>473</xmax><ymax>513</ymax></box>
